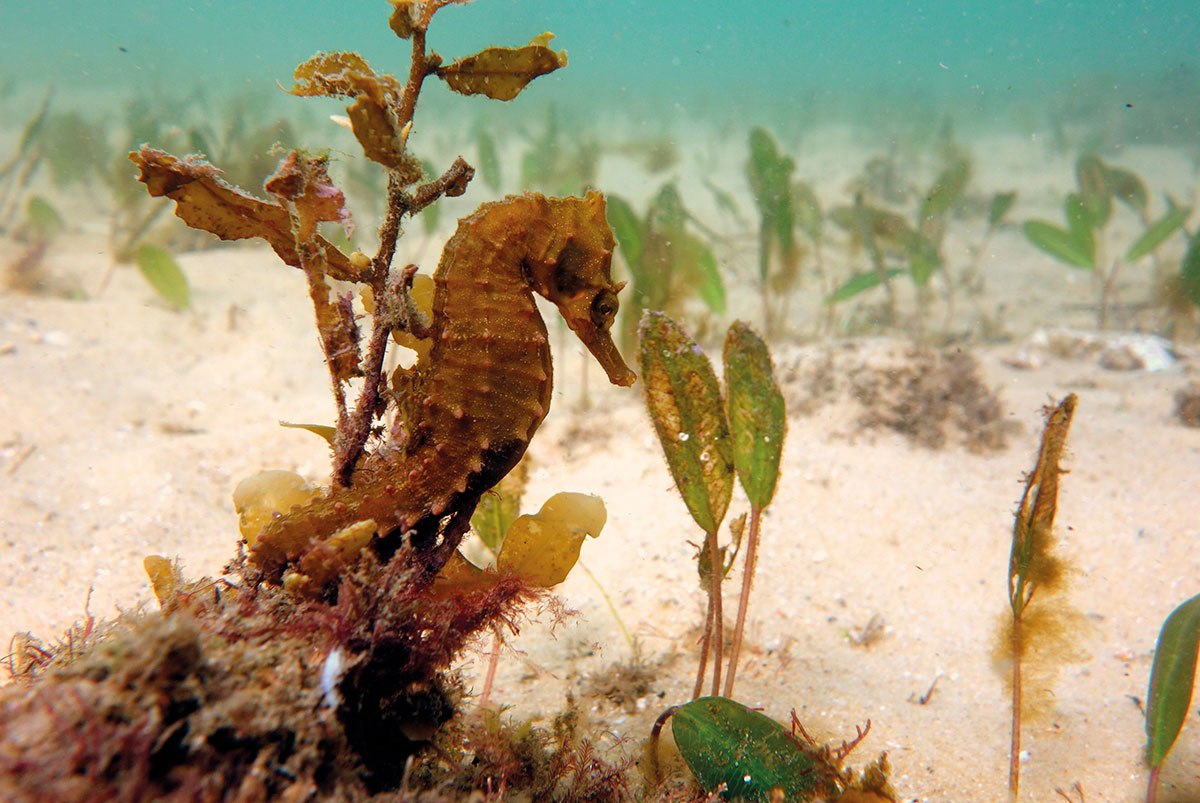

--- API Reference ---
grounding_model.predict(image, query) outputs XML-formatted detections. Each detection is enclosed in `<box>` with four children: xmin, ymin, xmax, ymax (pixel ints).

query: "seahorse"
<box><xmin>249</xmin><ymin>191</ymin><xmax>636</xmax><ymax>589</ymax></box>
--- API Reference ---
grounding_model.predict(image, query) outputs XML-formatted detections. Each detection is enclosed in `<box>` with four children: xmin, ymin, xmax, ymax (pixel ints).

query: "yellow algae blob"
<box><xmin>143</xmin><ymin>555</ymin><xmax>183</xmax><ymax>605</ymax></box>
<box><xmin>348</xmin><ymin>250</ymin><xmax>372</xmax><ymax>271</ymax></box>
<box><xmin>232</xmin><ymin>470</ymin><xmax>321</xmax><ymax>548</ymax></box>
<box><xmin>433</xmin><ymin>492</ymin><xmax>606</xmax><ymax>595</ymax></box>
<box><xmin>495</xmin><ymin>492</ymin><xmax>605</xmax><ymax>587</ymax></box>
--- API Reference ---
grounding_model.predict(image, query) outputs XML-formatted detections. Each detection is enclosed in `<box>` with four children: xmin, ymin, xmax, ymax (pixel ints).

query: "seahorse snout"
<box><xmin>578</xmin><ymin>324</ymin><xmax>637</xmax><ymax>387</ymax></box>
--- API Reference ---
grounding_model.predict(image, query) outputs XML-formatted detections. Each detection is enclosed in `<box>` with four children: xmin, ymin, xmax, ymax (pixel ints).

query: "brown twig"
<box><xmin>848</xmin><ymin>613</ymin><xmax>887</xmax><ymax>648</ymax></box>
<box><xmin>397</xmin><ymin>27</ymin><xmax>441</xmax><ymax>132</ymax></box>
<box><xmin>0</xmin><ymin>90</ymin><xmax>52</xmax><ymax>234</ymax></box>
<box><xmin>373</xmin><ymin>172</ymin><xmax>409</xmax><ymax>285</ymax></box>
<box><xmin>335</xmin><ymin>13</ymin><xmax>471</xmax><ymax>486</ymax></box>
<box><xmin>830</xmin><ymin>719</ymin><xmax>871</xmax><ymax>762</ymax></box>
<box><xmin>909</xmin><ymin>673</ymin><xmax>941</xmax><ymax>705</ymax></box>
<box><xmin>1054</xmin><ymin>781</ymin><xmax>1085</xmax><ymax>802</ymax></box>
<box><xmin>788</xmin><ymin>710</ymin><xmax>817</xmax><ymax>746</ymax></box>
<box><xmin>4</xmin><ymin>442</ymin><xmax>36</xmax><ymax>476</ymax></box>
<box><xmin>0</xmin><ymin>152</ymin><xmax>44</xmax><ymax>236</ymax></box>
<box><xmin>301</xmin><ymin>263</ymin><xmax>352</xmax><ymax>439</ymax></box>
<box><xmin>334</xmin><ymin>266</ymin><xmax>425</xmax><ymax>486</ymax></box>
<box><xmin>413</xmin><ymin>157</ymin><xmax>474</xmax><ymax>213</ymax></box>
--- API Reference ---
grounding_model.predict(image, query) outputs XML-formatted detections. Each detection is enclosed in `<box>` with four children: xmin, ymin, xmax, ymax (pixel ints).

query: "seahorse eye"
<box><xmin>590</xmin><ymin>290</ymin><xmax>618</xmax><ymax>328</ymax></box>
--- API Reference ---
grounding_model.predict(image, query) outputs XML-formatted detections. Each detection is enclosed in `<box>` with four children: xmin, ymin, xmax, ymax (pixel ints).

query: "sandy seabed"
<box><xmin>2</xmin><ymin>129</ymin><xmax>1200</xmax><ymax>802</ymax></box>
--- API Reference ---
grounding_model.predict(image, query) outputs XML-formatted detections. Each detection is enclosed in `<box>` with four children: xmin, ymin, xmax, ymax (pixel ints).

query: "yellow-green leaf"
<box><xmin>706</xmin><ymin>178</ymin><xmax>743</xmax><ymax>220</ymax></box>
<box><xmin>1125</xmin><ymin>206</ymin><xmax>1191</xmax><ymax>263</ymax></box>
<box><xmin>677</xmin><ymin>232</ymin><xmax>726</xmax><ymax>314</ymax></box>
<box><xmin>471</xmin><ymin>457</ymin><xmax>528</xmax><ymax>552</ymax></box>
<box><xmin>279</xmin><ymin>421</ymin><xmax>337</xmax><ymax>446</ymax></box>
<box><xmin>1146</xmin><ymin>593</ymin><xmax>1200</xmax><ymax>769</ymax></box>
<box><xmin>723</xmin><ymin>322</ymin><xmax>785</xmax><ymax>510</ymax></box>
<box><xmin>919</xmin><ymin>160</ymin><xmax>970</xmax><ymax>223</ymax></box>
<box><xmin>638</xmin><ymin>311</ymin><xmax>733</xmax><ymax>534</ymax></box>
<box><xmin>1181</xmin><ymin>231</ymin><xmax>1200</xmax><ymax>307</ymax></box>
<box><xmin>746</xmin><ymin>127</ymin><xmax>796</xmax><ymax>283</ymax></box>
<box><xmin>25</xmin><ymin>195</ymin><xmax>64</xmax><ymax>237</ymax></box>
<box><xmin>907</xmin><ymin>229</ymin><xmax>942</xmax><ymax>286</ymax></box>
<box><xmin>1022</xmin><ymin>220</ymin><xmax>1094</xmax><ymax>270</ymax></box>
<box><xmin>1076</xmin><ymin>152</ymin><xmax>1112</xmax><ymax>229</ymax></box>
<box><xmin>607</xmin><ymin>193</ymin><xmax>646</xmax><ymax>274</ymax></box>
<box><xmin>825</xmin><ymin>268</ymin><xmax>905</xmax><ymax>306</ymax></box>
<box><xmin>134</xmin><ymin>244</ymin><xmax>190</xmax><ymax>309</ymax></box>
<box><xmin>1065</xmin><ymin>192</ymin><xmax>1094</xmax><ymax>246</ymax></box>
<box><xmin>436</xmin><ymin>33</ymin><xmax>567</xmax><ymax>102</ymax></box>
<box><xmin>792</xmin><ymin>180</ymin><xmax>822</xmax><ymax>241</ymax></box>
<box><xmin>1106</xmin><ymin>165</ymin><xmax>1148</xmax><ymax>213</ymax></box>
<box><xmin>672</xmin><ymin>697</ymin><xmax>826</xmax><ymax>801</ymax></box>
<box><xmin>988</xmin><ymin>191</ymin><xmax>1017</xmax><ymax>227</ymax></box>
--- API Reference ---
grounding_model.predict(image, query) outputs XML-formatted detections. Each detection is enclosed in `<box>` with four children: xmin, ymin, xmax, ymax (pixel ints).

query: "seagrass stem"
<box><xmin>707</xmin><ymin>527</ymin><xmax>724</xmax><ymax>696</ymax></box>
<box><xmin>724</xmin><ymin>505</ymin><xmax>762</xmax><ymax>697</ymax></box>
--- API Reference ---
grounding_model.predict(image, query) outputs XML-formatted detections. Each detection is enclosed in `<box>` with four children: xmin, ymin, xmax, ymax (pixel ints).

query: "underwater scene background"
<box><xmin>7</xmin><ymin>0</ymin><xmax>1200</xmax><ymax>130</ymax></box>
<box><xmin>2</xmin><ymin>1</ymin><xmax>1200</xmax><ymax>801</ymax></box>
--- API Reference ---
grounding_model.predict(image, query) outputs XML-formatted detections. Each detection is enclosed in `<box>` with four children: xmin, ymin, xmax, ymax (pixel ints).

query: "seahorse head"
<box><xmin>528</xmin><ymin>191</ymin><xmax>637</xmax><ymax>387</ymax></box>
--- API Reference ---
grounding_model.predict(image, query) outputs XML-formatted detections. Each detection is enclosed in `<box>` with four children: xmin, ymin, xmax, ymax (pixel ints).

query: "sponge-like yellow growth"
<box><xmin>232</xmin><ymin>470</ymin><xmax>321</xmax><ymax>548</ymax></box>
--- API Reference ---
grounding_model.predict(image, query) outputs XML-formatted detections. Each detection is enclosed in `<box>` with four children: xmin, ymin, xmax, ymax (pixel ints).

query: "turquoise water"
<box><xmin>6</xmin><ymin>1</ymin><xmax>1198</xmax><ymax>137</ymax></box>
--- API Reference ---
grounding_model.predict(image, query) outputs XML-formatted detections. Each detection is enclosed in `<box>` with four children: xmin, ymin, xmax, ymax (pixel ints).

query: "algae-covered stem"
<box><xmin>397</xmin><ymin>11</ymin><xmax>439</xmax><ymax>130</ymax></box>
<box><xmin>1005</xmin><ymin>393</ymin><xmax>1077</xmax><ymax>801</ymax></box>
<box><xmin>724</xmin><ymin>504</ymin><xmax>761</xmax><ymax>697</ymax></box>
<box><xmin>332</xmin><ymin>6</ymin><xmax>473</xmax><ymax>487</ymax></box>
<box><xmin>1009</xmin><ymin>612</ymin><xmax>1024</xmax><ymax>801</ymax></box>
<box><xmin>335</xmin><ymin>157</ymin><xmax>474</xmax><ymax>487</ymax></box>
<box><xmin>691</xmin><ymin>530</ymin><xmax>725</xmax><ymax>699</ymax></box>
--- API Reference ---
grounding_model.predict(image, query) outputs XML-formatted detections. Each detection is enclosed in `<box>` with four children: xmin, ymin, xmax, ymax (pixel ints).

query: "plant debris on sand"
<box><xmin>851</xmin><ymin>346</ymin><xmax>1013</xmax><ymax>451</ymax></box>
<box><xmin>780</xmin><ymin>342</ymin><xmax>1015</xmax><ymax>452</ymax></box>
